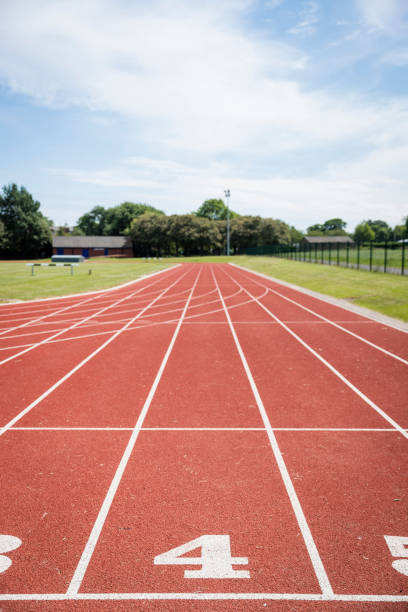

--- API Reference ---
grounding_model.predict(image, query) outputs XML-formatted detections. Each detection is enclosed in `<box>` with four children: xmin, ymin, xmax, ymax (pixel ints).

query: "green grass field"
<box><xmin>1</xmin><ymin>255</ymin><xmax>407</xmax><ymax>322</ymax></box>
<box><xmin>0</xmin><ymin>258</ymin><xmax>173</xmax><ymax>302</ymax></box>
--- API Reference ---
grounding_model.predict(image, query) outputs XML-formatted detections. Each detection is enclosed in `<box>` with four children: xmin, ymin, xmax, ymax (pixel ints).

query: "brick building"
<box><xmin>52</xmin><ymin>235</ymin><xmax>133</xmax><ymax>258</ymax></box>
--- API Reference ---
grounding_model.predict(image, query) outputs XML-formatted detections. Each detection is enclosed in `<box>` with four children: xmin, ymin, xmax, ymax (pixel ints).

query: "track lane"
<box><xmin>78</xmin><ymin>265</ymin><xmax>325</xmax><ymax>597</ymax></box>
<box><xmin>231</xmin><ymin>264</ymin><xmax>408</xmax><ymax>360</ymax></box>
<box><xmin>1</xmin><ymin>262</ymin><xmax>407</xmax><ymax>611</ymax></box>
<box><xmin>221</xmin><ymin>265</ymin><xmax>408</xmax><ymax>433</ymax></box>
<box><xmin>0</xmin><ymin>269</ymin><xmax>185</xmax><ymax>366</ymax></box>
<box><xmin>66</xmin><ymin>266</ymin><xmax>202</xmax><ymax>595</ymax></box>
<box><xmin>0</xmin><ymin>266</ymin><xmax>193</xmax><ymax>430</ymax></box>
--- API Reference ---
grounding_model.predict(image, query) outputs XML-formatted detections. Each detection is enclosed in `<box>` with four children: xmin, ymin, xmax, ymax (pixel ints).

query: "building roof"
<box><xmin>53</xmin><ymin>235</ymin><xmax>132</xmax><ymax>248</ymax></box>
<box><xmin>303</xmin><ymin>236</ymin><xmax>354</xmax><ymax>244</ymax></box>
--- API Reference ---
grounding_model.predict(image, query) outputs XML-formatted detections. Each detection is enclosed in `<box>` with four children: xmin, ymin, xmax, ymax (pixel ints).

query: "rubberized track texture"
<box><xmin>0</xmin><ymin>262</ymin><xmax>407</xmax><ymax>611</ymax></box>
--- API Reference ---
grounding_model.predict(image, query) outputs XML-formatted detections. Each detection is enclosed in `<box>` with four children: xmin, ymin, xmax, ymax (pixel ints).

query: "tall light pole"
<box><xmin>224</xmin><ymin>189</ymin><xmax>230</xmax><ymax>256</ymax></box>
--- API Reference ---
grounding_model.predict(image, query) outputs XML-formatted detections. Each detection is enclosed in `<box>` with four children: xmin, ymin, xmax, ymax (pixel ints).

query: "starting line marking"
<box><xmin>154</xmin><ymin>535</ymin><xmax>250</xmax><ymax>579</ymax></box>
<box><xmin>7</xmin><ymin>426</ymin><xmax>408</xmax><ymax>432</ymax></box>
<box><xmin>0</xmin><ymin>593</ymin><xmax>407</xmax><ymax>602</ymax></box>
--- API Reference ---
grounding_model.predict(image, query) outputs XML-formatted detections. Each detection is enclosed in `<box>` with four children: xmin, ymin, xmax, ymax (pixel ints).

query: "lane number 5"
<box><xmin>384</xmin><ymin>535</ymin><xmax>408</xmax><ymax>576</ymax></box>
<box><xmin>154</xmin><ymin>534</ymin><xmax>250</xmax><ymax>578</ymax></box>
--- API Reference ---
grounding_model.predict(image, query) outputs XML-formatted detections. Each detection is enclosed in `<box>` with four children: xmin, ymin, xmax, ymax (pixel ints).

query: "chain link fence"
<box><xmin>246</xmin><ymin>241</ymin><xmax>407</xmax><ymax>276</ymax></box>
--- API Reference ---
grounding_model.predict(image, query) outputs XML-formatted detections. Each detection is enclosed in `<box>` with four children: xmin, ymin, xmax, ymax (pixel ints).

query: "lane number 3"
<box><xmin>0</xmin><ymin>535</ymin><xmax>22</xmax><ymax>574</ymax></box>
<box><xmin>384</xmin><ymin>535</ymin><xmax>408</xmax><ymax>576</ymax></box>
<box><xmin>154</xmin><ymin>535</ymin><xmax>250</xmax><ymax>578</ymax></box>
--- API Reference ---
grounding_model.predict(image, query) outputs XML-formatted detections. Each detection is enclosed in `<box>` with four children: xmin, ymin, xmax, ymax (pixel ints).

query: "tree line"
<box><xmin>306</xmin><ymin>217</ymin><xmax>408</xmax><ymax>242</ymax></box>
<box><xmin>0</xmin><ymin>183</ymin><xmax>406</xmax><ymax>259</ymax></box>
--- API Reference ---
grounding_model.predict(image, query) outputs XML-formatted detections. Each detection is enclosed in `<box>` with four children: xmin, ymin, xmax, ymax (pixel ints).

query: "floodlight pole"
<box><xmin>224</xmin><ymin>189</ymin><xmax>231</xmax><ymax>256</ymax></box>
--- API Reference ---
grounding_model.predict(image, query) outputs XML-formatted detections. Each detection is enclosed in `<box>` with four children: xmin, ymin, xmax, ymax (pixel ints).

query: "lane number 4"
<box><xmin>384</xmin><ymin>535</ymin><xmax>408</xmax><ymax>576</ymax></box>
<box><xmin>0</xmin><ymin>535</ymin><xmax>22</xmax><ymax>574</ymax></box>
<box><xmin>154</xmin><ymin>535</ymin><xmax>250</xmax><ymax>578</ymax></box>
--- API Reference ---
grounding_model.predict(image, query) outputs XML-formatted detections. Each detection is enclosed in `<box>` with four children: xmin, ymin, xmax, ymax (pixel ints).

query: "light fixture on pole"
<box><xmin>224</xmin><ymin>189</ymin><xmax>230</xmax><ymax>256</ymax></box>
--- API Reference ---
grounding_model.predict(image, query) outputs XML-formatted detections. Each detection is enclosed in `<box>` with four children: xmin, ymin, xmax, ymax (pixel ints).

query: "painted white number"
<box><xmin>0</xmin><ymin>535</ymin><xmax>22</xmax><ymax>574</ymax></box>
<box><xmin>154</xmin><ymin>535</ymin><xmax>250</xmax><ymax>578</ymax></box>
<box><xmin>384</xmin><ymin>535</ymin><xmax>408</xmax><ymax>576</ymax></box>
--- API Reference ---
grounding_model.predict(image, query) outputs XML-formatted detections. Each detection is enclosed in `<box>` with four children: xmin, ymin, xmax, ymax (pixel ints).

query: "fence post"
<box><xmin>346</xmin><ymin>243</ymin><xmax>349</xmax><ymax>267</ymax></box>
<box><xmin>336</xmin><ymin>243</ymin><xmax>340</xmax><ymax>265</ymax></box>
<box><xmin>369</xmin><ymin>241</ymin><xmax>373</xmax><ymax>271</ymax></box>
<box><xmin>384</xmin><ymin>241</ymin><xmax>388</xmax><ymax>273</ymax></box>
<box><xmin>402</xmin><ymin>241</ymin><xmax>406</xmax><ymax>276</ymax></box>
<box><xmin>314</xmin><ymin>243</ymin><xmax>317</xmax><ymax>263</ymax></box>
<box><xmin>357</xmin><ymin>242</ymin><xmax>360</xmax><ymax>269</ymax></box>
<box><xmin>328</xmin><ymin>243</ymin><xmax>332</xmax><ymax>265</ymax></box>
<box><xmin>321</xmin><ymin>243</ymin><xmax>324</xmax><ymax>264</ymax></box>
<box><xmin>309</xmin><ymin>244</ymin><xmax>312</xmax><ymax>262</ymax></box>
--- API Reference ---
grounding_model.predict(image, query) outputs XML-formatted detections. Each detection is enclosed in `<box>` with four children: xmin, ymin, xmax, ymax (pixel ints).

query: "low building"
<box><xmin>52</xmin><ymin>235</ymin><xmax>133</xmax><ymax>258</ymax></box>
<box><xmin>301</xmin><ymin>236</ymin><xmax>354</xmax><ymax>247</ymax></box>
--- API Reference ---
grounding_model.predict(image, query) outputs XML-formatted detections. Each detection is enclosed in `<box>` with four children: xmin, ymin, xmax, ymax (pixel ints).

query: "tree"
<box><xmin>307</xmin><ymin>219</ymin><xmax>347</xmax><ymax>236</ymax></box>
<box><xmin>194</xmin><ymin>216</ymin><xmax>223</xmax><ymax>254</ymax></box>
<box><xmin>289</xmin><ymin>226</ymin><xmax>304</xmax><ymax>244</ymax></box>
<box><xmin>77</xmin><ymin>206</ymin><xmax>108</xmax><ymax>235</ymax></box>
<box><xmin>105</xmin><ymin>202</ymin><xmax>164</xmax><ymax>235</ymax></box>
<box><xmin>366</xmin><ymin>219</ymin><xmax>392</xmax><ymax>242</ymax></box>
<box><xmin>196</xmin><ymin>199</ymin><xmax>238</xmax><ymax>221</ymax></box>
<box><xmin>130</xmin><ymin>213</ymin><xmax>169</xmax><ymax>256</ymax></box>
<box><xmin>0</xmin><ymin>183</ymin><xmax>52</xmax><ymax>258</ymax></box>
<box><xmin>322</xmin><ymin>218</ymin><xmax>347</xmax><ymax>233</ymax></box>
<box><xmin>306</xmin><ymin>223</ymin><xmax>324</xmax><ymax>235</ymax></box>
<box><xmin>0</xmin><ymin>219</ymin><xmax>6</xmax><ymax>250</ymax></box>
<box><xmin>230</xmin><ymin>216</ymin><xmax>262</xmax><ymax>254</ymax></box>
<box><xmin>56</xmin><ymin>225</ymin><xmax>71</xmax><ymax>236</ymax></box>
<box><xmin>353</xmin><ymin>222</ymin><xmax>375</xmax><ymax>243</ymax></box>
<box><xmin>260</xmin><ymin>218</ymin><xmax>291</xmax><ymax>246</ymax></box>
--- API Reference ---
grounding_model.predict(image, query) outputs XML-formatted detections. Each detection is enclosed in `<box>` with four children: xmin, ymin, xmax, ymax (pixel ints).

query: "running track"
<box><xmin>0</xmin><ymin>262</ymin><xmax>407</xmax><ymax>611</ymax></box>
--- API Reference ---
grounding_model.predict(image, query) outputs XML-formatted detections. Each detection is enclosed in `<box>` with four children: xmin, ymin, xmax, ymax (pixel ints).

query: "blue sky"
<box><xmin>1</xmin><ymin>0</ymin><xmax>407</xmax><ymax>231</ymax></box>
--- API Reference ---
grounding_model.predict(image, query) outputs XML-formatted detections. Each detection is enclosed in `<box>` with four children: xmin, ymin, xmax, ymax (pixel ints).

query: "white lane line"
<box><xmin>0</xmin><ymin>593</ymin><xmax>408</xmax><ymax>602</ymax></box>
<box><xmin>0</xmin><ymin>266</ymin><xmax>181</xmax><ymax>326</ymax></box>
<box><xmin>66</xmin><ymin>268</ymin><xmax>202</xmax><ymax>595</ymax></box>
<box><xmin>0</xmin><ymin>287</ymin><xmax>232</xmax><ymax>342</ymax></box>
<box><xmin>8</xmin><ymin>426</ymin><xmax>405</xmax><ymax>432</ymax></box>
<box><xmin>230</xmin><ymin>262</ymin><xmax>408</xmax><ymax>334</ymax></box>
<box><xmin>0</xmin><ymin>283</ymin><xmax>210</xmax><ymax>328</ymax></box>
<box><xmin>0</xmin><ymin>291</ymin><xmax>270</xmax><ymax>351</ymax></box>
<box><xmin>222</xmin><ymin>266</ymin><xmax>408</xmax><ymax>442</ymax></box>
<box><xmin>0</xmin><ymin>288</ymin><xmax>118</xmax><ymax>338</ymax></box>
<box><xmin>211</xmin><ymin>265</ymin><xmax>334</xmax><ymax>597</ymax></box>
<box><xmin>0</xmin><ymin>267</ymin><xmax>191</xmax><ymax>438</ymax></box>
<box><xmin>0</xmin><ymin>266</ymin><xmax>184</xmax><ymax>366</ymax></box>
<box><xmin>230</xmin><ymin>265</ymin><xmax>408</xmax><ymax>365</ymax></box>
<box><xmin>0</xmin><ymin>265</ymin><xmax>179</xmax><ymax>308</ymax></box>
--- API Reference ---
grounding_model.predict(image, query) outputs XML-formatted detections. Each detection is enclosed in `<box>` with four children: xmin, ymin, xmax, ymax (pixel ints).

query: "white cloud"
<box><xmin>265</xmin><ymin>0</ymin><xmax>284</xmax><ymax>8</ymax></box>
<box><xmin>380</xmin><ymin>49</ymin><xmax>408</xmax><ymax>66</ymax></box>
<box><xmin>1</xmin><ymin>0</ymin><xmax>408</xmax><ymax>229</ymax></box>
<box><xmin>356</xmin><ymin>0</ymin><xmax>408</xmax><ymax>32</ymax></box>
<box><xmin>287</xmin><ymin>1</ymin><xmax>319</xmax><ymax>37</ymax></box>
<box><xmin>48</xmin><ymin>145</ymin><xmax>408</xmax><ymax>230</ymax></box>
<box><xmin>0</xmin><ymin>0</ymin><xmax>405</xmax><ymax>159</ymax></box>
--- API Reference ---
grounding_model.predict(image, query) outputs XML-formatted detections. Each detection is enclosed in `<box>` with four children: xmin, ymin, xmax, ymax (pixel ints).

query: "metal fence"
<box><xmin>245</xmin><ymin>242</ymin><xmax>407</xmax><ymax>276</ymax></box>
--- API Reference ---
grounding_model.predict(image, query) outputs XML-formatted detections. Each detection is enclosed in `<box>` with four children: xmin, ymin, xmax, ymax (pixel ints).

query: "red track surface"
<box><xmin>0</xmin><ymin>262</ymin><xmax>407</xmax><ymax>611</ymax></box>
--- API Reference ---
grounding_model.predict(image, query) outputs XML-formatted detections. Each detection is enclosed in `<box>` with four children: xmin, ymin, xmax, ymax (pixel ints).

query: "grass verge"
<box><xmin>0</xmin><ymin>258</ymin><xmax>173</xmax><ymax>302</ymax></box>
